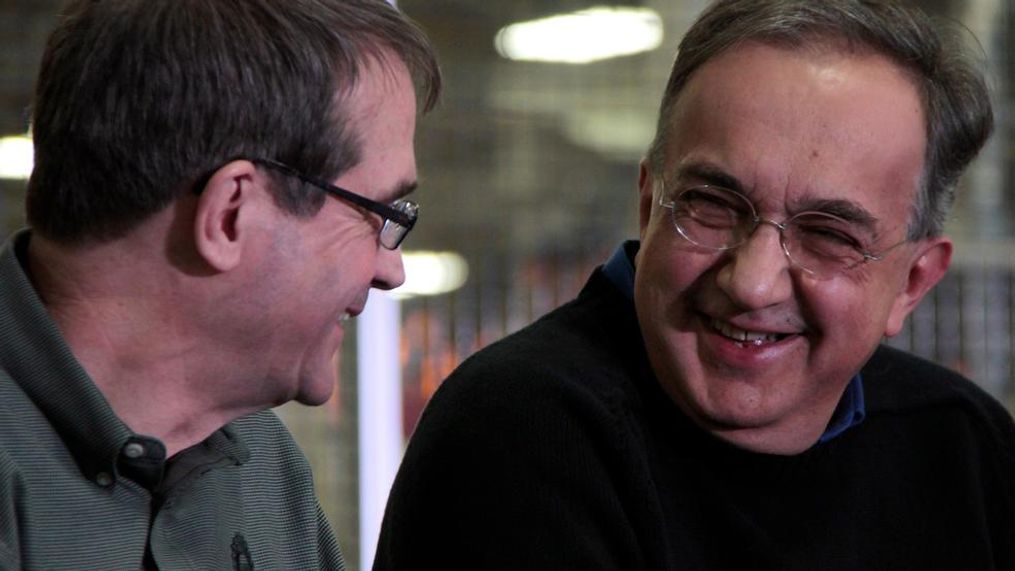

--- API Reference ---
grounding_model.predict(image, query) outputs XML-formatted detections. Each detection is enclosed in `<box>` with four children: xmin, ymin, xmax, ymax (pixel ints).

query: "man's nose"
<box><xmin>372</xmin><ymin>246</ymin><xmax>406</xmax><ymax>290</ymax></box>
<box><xmin>715</xmin><ymin>221</ymin><xmax>793</xmax><ymax>310</ymax></box>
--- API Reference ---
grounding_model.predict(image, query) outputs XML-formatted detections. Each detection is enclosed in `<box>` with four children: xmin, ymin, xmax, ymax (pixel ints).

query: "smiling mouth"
<box><xmin>709</xmin><ymin>317</ymin><xmax>792</xmax><ymax>346</ymax></box>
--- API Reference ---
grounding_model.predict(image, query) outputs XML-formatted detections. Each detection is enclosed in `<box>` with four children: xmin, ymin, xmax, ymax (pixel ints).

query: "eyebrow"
<box><xmin>672</xmin><ymin>162</ymin><xmax>746</xmax><ymax>194</ymax></box>
<box><xmin>798</xmin><ymin>198</ymin><xmax>879</xmax><ymax>233</ymax></box>
<box><xmin>380</xmin><ymin>179</ymin><xmax>419</xmax><ymax>204</ymax></box>
<box><xmin>671</xmin><ymin>161</ymin><xmax>881</xmax><ymax>235</ymax></box>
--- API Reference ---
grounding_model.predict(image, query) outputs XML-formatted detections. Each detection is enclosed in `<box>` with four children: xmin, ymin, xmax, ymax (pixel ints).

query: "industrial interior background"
<box><xmin>0</xmin><ymin>0</ymin><xmax>1011</xmax><ymax>569</ymax></box>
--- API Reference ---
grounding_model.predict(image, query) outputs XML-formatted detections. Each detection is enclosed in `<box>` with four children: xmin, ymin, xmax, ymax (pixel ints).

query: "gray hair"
<box><xmin>646</xmin><ymin>0</ymin><xmax>994</xmax><ymax>239</ymax></box>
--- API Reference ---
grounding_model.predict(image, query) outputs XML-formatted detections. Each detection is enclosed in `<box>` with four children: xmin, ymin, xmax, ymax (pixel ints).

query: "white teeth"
<box><xmin>339</xmin><ymin>313</ymin><xmax>351</xmax><ymax>323</ymax></box>
<box><xmin>710</xmin><ymin>318</ymin><xmax>782</xmax><ymax>345</ymax></box>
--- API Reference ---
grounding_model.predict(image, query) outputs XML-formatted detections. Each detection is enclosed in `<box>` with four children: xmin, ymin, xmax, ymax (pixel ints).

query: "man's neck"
<box><xmin>26</xmin><ymin>231</ymin><xmax>258</xmax><ymax>457</ymax></box>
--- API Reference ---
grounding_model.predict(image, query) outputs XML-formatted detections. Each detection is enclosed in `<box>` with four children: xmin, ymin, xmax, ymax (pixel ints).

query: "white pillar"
<box><xmin>356</xmin><ymin>291</ymin><xmax>403</xmax><ymax>571</ymax></box>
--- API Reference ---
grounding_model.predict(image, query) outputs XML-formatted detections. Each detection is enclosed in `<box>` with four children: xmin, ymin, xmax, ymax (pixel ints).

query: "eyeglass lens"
<box><xmin>380</xmin><ymin>200</ymin><xmax>418</xmax><ymax>249</ymax></box>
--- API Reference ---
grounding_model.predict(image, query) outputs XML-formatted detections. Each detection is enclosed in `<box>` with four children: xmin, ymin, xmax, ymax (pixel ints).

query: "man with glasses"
<box><xmin>0</xmin><ymin>0</ymin><xmax>439</xmax><ymax>568</ymax></box>
<box><xmin>377</xmin><ymin>0</ymin><xmax>1014</xmax><ymax>568</ymax></box>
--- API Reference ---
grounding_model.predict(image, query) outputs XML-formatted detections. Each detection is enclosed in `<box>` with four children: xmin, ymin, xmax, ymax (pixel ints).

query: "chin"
<box><xmin>300</xmin><ymin>384</ymin><xmax>337</xmax><ymax>406</ymax></box>
<box><xmin>674</xmin><ymin>370</ymin><xmax>796</xmax><ymax>430</ymax></box>
<box><xmin>703</xmin><ymin>403</ymin><xmax>785</xmax><ymax>433</ymax></box>
<box><xmin>293</xmin><ymin>369</ymin><xmax>339</xmax><ymax>406</ymax></box>
<box><xmin>296</xmin><ymin>391</ymin><xmax>334</xmax><ymax>407</ymax></box>
<box><xmin>289</xmin><ymin>346</ymin><xmax>342</xmax><ymax>406</ymax></box>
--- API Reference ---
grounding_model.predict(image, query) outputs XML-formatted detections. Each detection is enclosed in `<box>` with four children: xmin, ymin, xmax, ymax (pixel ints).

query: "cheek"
<box><xmin>641</xmin><ymin>220</ymin><xmax>713</xmax><ymax>283</ymax></box>
<box><xmin>804</xmin><ymin>271</ymin><xmax>901</xmax><ymax>341</ymax></box>
<box><xmin>637</xmin><ymin>242</ymin><xmax>719</xmax><ymax>338</ymax></box>
<box><xmin>638</xmin><ymin>249</ymin><xmax>687</xmax><ymax>312</ymax></box>
<box><xmin>326</xmin><ymin>240</ymin><xmax>379</xmax><ymax>285</ymax></box>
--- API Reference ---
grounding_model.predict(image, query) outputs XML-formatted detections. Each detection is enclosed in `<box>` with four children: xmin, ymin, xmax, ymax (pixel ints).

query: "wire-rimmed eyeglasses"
<box><xmin>659</xmin><ymin>184</ymin><xmax>908</xmax><ymax>279</ymax></box>
<box><xmin>253</xmin><ymin>158</ymin><xmax>418</xmax><ymax>250</ymax></box>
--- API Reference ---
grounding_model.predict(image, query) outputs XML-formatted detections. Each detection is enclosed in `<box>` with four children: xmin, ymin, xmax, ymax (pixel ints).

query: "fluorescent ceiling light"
<box><xmin>495</xmin><ymin>6</ymin><xmax>663</xmax><ymax>64</ymax></box>
<box><xmin>0</xmin><ymin>135</ymin><xmax>33</xmax><ymax>180</ymax></box>
<box><xmin>392</xmin><ymin>251</ymin><xmax>469</xmax><ymax>298</ymax></box>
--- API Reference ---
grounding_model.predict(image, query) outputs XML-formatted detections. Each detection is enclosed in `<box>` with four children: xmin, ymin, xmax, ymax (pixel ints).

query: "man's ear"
<box><xmin>193</xmin><ymin>160</ymin><xmax>269</xmax><ymax>272</ymax></box>
<box><xmin>884</xmin><ymin>237</ymin><xmax>952</xmax><ymax>337</ymax></box>
<box><xmin>638</xmin><ymin>159</ymin><xmax>655</xmax><ymax>241</ymax></box>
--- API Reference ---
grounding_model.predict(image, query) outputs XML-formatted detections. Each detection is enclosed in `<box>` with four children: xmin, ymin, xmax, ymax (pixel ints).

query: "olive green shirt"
<box><xmin>0</xmin><ymin>231</ymin><xmax>345</xmax><ymax>570</ymax></box>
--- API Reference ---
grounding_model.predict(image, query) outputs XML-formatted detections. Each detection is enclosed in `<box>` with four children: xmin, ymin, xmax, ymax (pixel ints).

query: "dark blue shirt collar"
<box><xmin>602</xmin><ymin>240</ymin><xmax>639</xmax><ymax>303</ymax></box>
<box><xmin>602</xmin><ymin>240</ymin><xmax>865</xmax><ymax>443</ymax></box>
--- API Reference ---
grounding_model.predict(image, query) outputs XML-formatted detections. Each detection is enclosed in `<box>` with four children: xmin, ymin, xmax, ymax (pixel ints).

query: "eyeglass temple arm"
<box><xmin>863</xmin><ymin>237</ymin><xmax>911</xmax><ymax>262</ymax></box>
<box><xmin>252</xmin><ymin>158</ymin><xmax>415</xmax><ymax>228</ymax></box>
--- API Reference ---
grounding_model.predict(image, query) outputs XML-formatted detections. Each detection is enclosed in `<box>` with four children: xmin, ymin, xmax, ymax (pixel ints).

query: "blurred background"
<box><xmin>1</xmin><ymin>0</ymin><xmax>1012</xmax><ymax>569</ymax></box>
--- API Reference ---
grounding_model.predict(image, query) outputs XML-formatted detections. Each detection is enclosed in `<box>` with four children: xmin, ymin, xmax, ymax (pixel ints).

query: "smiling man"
<box><xmin>635</xmin><ymin>41</ymin><xmax>939</xmax><ymax>456</ymax></box>
<box><xmin>377</xmin><ymin>1</ymin><xmax>1014</xmax><ymax>569</ymax></box>
<box><xmin>0</xmin><ymin>0</ymin><xmax>439</xmax><ymax>569</ymax></box>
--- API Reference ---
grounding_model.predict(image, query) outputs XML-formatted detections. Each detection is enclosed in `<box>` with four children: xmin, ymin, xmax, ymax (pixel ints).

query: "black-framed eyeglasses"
<box><xmin>253</xmin><ymin>158</ymin><xmax>418</xmax><ymax>250</ymax></box>
<box><xmin>659</xmin><ymin>184</ymin><xmax>909</xmax><ymax>279</ymax></box>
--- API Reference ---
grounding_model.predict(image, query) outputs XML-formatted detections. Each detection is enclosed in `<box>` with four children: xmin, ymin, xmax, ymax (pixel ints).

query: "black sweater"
<box><xmin>375</xmin><ymin>269</ymin><xmax>1015</xmax><ymax>570</ymax></box>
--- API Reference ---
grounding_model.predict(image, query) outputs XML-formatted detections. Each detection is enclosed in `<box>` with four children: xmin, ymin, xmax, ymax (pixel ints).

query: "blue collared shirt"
<box><xmin>602</xmin><ymin>240</ymin><xmax>865</xmax><ymax>443</ymax></box>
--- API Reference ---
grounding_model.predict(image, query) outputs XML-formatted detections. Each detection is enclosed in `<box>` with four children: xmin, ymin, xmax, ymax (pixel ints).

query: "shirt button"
<box><xmin>123</xmin><ymin>442</ymin><xmax>146</xmax><ymax>459</ymax></box>
<box><xmin>96</xmin><ymin>472</ymin><xmax>114</xmax><ymax>487</ymax></box>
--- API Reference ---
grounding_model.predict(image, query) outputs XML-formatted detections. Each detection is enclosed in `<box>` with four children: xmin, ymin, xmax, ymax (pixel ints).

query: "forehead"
<box><xmin>336</xmin><ymin>51</ymin><xmax>418</xmax><ymax>200</ymax></box>
<box><xmin>661</xmin><ymin>42</ymin><xmax>926</xmax><ymax>225</ymax></box>
<box><xmin>344</xmin><ymin>52</ymin><xmax>418</xmax><ymax>144</ymax></box>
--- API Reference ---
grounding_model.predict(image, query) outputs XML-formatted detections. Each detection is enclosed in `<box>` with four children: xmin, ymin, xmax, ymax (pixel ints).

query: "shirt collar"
<box><xmin>601</xmin><ymin>239</ymin><xmax>866</xmax><ymax>443</ymax></box>
<box><xmin>602</xmin><ymin>239</ymin><xmax>639</xmax><ymax>302</ymax></box>
<box><xmin>0</xmin><ymin>230</ymin><xmax>131</xmax><ymax>485</ymax></box>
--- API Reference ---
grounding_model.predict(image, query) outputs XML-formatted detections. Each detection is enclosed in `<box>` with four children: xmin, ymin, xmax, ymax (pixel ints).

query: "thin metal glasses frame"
<box><xmin>659</xmin><ymin>184</ymin><xmax>908</xmax><ymax>277</ymax></box>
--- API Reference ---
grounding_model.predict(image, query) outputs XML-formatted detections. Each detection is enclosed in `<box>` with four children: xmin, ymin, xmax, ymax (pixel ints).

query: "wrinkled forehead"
<box><xmin>670</xmin><ymin>34</ymin><xmax>927</xmax><ymax>125</ymax></box>
<box><xmin>661</xmin><ymin>38</ymin><xmax>928</xmax><ymax>166</ymax></box>
<box><xmin>656</xmin><ymin>42</ymin><xmax>927</xmax><ymax>233</ymax></box>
